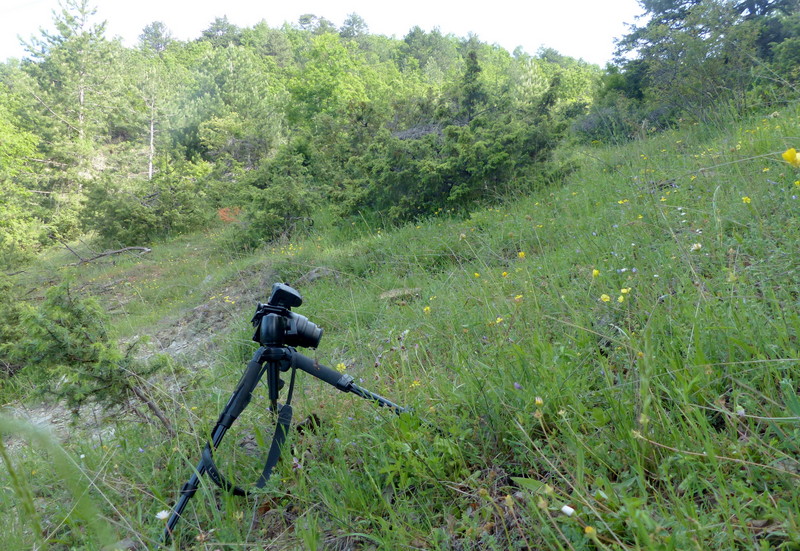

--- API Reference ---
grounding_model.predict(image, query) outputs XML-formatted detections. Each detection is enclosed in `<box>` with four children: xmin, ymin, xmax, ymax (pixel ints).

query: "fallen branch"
<box><xmin>130</xmin><ymin>384</ymin><xmax>176</xmax><ymax>437</ymax></box>
<box><xmin>68</xmin><ymin>247</ymin><xmax>152</xmax><ymax>266</ymax></box>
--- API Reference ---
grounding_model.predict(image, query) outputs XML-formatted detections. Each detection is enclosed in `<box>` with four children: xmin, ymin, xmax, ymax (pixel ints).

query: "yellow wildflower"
<box><xmin>423</xmin><ymin>306</ymin><xmax>431</xmax><ymax>314</ymax></box>
<box><xmin>592</xmin><ymin>269</ymin><xmax>600</xmax><ymax>278</ymax></box>
<box><xmin>518</xmin><ymin>251</ymin><xmax>526</xmax><ymax>259</ymax></box>
<box><xmin>742</xmin><ymin>196</ymin><xmax>751</xmax><ymax>204</ymax></box>
<box><xmin>335</xmin><ymin>363</ymin><xmax>347</xmax><ymax>373</ymax></box>
<box><xmin>782</xmin><ymin>148</ymin><xmax>800</xmax><ymax>168</ymax></box>
<box><xmin>584</xmin><ymin>526</ymin><xmax>597</xmax><ymax>537</ymax></box>
<box><xmin>600</xmin><ymin>294</ymin><xmax>611</xmax><ymax>302</ymax></box>
<box><xmin>617</xmin><ymin>295</ymin><xmax>625</xmax><ymax>303</ymax></box>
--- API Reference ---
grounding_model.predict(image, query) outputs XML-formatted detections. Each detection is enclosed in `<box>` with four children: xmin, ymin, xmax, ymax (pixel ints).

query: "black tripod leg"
<box><xmin>290</xmin><ymin>350</ymin><xmax>409</xmax><ymax>415</ymax></box>
<box><xmin>347</xmin><ymin>384</ymin><xmax>407</xmax><ymax>415</ymax></box>
<box><xmin>256</xmin><ymin>404</ymin><xmax>293</xmax><ymax>488</ymax></box>
<box><xmin>163</xmin><ymin>348</ymin><xmax>268</xmax><ymax>542</ymax></box>
<box><xmin>163</xmin><ymin>466</ymin><xmax>204</xmax><ymax>543</ymax></box>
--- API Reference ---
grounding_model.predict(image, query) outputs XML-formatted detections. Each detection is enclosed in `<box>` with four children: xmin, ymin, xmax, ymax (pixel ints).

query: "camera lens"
<box><xmin>287</xmin><ymin>313</ymin><xmax>323</xmax><ymax>348</ymax></box>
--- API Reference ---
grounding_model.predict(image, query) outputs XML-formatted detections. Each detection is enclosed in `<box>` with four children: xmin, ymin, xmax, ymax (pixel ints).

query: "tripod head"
<box><xmin>251</xmin><ymin>283</ymin><xmax>323</xmax><ymax>348</ymax></box>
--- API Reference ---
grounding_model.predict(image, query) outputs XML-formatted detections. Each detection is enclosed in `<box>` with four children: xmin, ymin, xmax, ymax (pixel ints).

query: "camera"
<box><xmin>251</xmin><ymin>283</ymin><xmax>323</xmax><ymax>349</ymax></box>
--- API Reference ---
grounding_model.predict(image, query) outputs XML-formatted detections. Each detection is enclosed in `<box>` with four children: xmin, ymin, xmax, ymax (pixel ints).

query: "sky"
<box><xmin>0</xmin><ymin>0</ymin><xmax>644</xmax><ymax>66</ymax></box>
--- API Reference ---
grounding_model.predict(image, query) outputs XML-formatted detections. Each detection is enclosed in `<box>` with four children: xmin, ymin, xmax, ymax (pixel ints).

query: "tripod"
<box><xmin>163</xmin><ymin>284</ymin><xmax>407</xmax><ymax>542</ymax></box>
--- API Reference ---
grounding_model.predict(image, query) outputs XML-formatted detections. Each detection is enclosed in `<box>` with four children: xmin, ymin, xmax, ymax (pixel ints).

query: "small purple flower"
<box><xmin>514</xmin><ymin>382</ymin><xmax>523</xmax><ymax>390</ymax></box>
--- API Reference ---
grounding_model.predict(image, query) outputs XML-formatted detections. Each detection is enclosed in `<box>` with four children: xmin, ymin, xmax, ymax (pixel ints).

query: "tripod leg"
<box><xmin>348</xmin><ymin>384</ymin><xmax>407</xmax><ymax>415</ymax></box>
<box><xmin>162</xmin><ymin>466</ymin><xmax>204</xmax><ymax>543</ymax></box>
<box><xmin>267</xmin><ymin>361</ymin><xmax>281</xmax><ymax>413</ymax></box>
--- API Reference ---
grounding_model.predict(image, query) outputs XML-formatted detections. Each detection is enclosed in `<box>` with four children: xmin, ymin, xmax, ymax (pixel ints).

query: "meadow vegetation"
<box><xmin>1</xmin><ymin>0</ymin><xmax>800</xmax><ymax>549</ymax></box>
<box><xmin>2</xmin><ymin>105</ymin><xmax>799</xmax><ymax>549</ymax></box>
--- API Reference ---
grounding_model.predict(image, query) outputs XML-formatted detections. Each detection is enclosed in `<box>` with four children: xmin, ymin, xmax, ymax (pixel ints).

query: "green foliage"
<box><xmin>400</xmin><ymin>26</ymin><xmax>462</xmax><ymax>78</ymax></box>
<box><xmin>218</xmin><ymin>150</ymin><xmax>316</xmax><ymax>251</ymax></box>
<box><xmin>84</xmin><ymin>165</ymin><xmax>211</xmax><ymax>246</ymax></box>
<box><xmin>0</xmin><ymin>183</ymin><xmax>47</xmax><ymax>268</ymax></box>
<box><xmin>0</xmin><ymin>275</ymin><xmax>25</xmax><ymax>380</ymax></box>
<box><xmin>339</xmin><ymin>70</ymin><xmax>568</xmax><ymax>221</ymax></box>
<box><xmin>21</xmin><ymin>0</ymin><xmax>127</xmax><ymax>147</ymax></box>
<box><xmin>3</xmin><ymin>101</ymin><xmax>800</xmax><ymax>549</ymax></box>
<box><xmin>573</xmin><ymin>92</ymin><xmax>674</xmax><ymax>144</ymax></box>
<box><xmin>769</xmin><ymin>13</ymin><xmax>800</xmax><ymax>82</ymax></box>
<box><xmin>2</xmin><ymin>5</ymin><xmax>608</xmax><ymax>257</ymax></box>
<box><xmin>0</xmin><ymin>86</ymin><xmax>37</xmax><ymax>174</ymax></box>
<box><xmin>0</xmin><ymin>415</ymin><xmax>116</xmax><ymax>549</ymax></box>
<box><xmin>645</xmin><ymin>2</ymin><xmax>760</xmax><ymax>118</ymax></box>
<box><xmin>11</xmin><ymin>280</ymin><xmax>153</xmax><ymax>410</ymax></box>
<box><xmin>0</xmin><ymin>84</ymin><xmax>45</xmax><ymax>266</ymax></box>
<box><xmin>603</xmin><ymin>0</ymin><xmax>800</xmax><ymax>132</ymax></box>
<box><xmin>6</xmin><ymin>6</ymin><xmax>800</xmax><ymax>549</ymax></box>
<box><xmin>200</xmin><ymin>16</ymin><xmax>242</xmax><ymax>47</ymax></box>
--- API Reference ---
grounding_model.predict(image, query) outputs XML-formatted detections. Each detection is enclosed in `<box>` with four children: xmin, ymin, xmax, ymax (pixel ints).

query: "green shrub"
<box><xmin>217</xmin><ymin>151</ymin><xmax>316</xmax><ymax>251</ymax></box>
<box><xmin>338</xmin><ymin>108</ymin><xmax>563</xmax><ymax>222</ymax></box>
<box><xmin>84</xmin><ymin>167</ymin><xmax>210</xmax><ymax>247</ymax></box>
<box><xmin>0</xmin><ymin>275</ymin><xmax>25</xmax><ymax>380</ymax></box>
<box><xmin>10</xmin><ymin>281</ymin><xmax>168</xmax><ymax>429</ymax></box>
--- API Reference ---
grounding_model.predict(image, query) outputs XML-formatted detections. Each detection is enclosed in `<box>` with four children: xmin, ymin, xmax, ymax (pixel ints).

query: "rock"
<box><xmin>379</xmin><ymin>288</ymin><xmax>421</xmax><ymax>301</ymax></box>
<box><xmin>293</xmin><ymin>267</ymin><xmax>336</xmax><ymax>287</ymax></box>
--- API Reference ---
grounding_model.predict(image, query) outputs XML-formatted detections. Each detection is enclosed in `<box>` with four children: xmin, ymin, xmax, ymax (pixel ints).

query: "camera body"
<box><xmin>251</xmin><ymin>283</ymin><xmax>323</xmax><ymax>349</ymax></box>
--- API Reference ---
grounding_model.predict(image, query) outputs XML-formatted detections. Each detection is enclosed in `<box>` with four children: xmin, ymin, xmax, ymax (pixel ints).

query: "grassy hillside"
<box><xmin>2</xmin><ymin>106</ymin><xmax>799</xmax><ymax>550</ymax></box>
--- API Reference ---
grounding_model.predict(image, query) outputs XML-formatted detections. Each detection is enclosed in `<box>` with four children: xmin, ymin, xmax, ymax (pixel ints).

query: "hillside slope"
<box><xmin>1</xmin><ymin>107</ymin><xmax>799</xmax><ymax>550</ymax></box>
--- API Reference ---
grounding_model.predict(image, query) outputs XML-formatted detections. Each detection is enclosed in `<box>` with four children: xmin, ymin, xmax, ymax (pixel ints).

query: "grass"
<box><xmin>2</xmin><ymin>104</ymin><xmax>800</xmax><ymax>550</ymax></box>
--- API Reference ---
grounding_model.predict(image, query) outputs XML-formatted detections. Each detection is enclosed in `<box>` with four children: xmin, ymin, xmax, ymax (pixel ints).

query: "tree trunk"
<box><xmin>148</xmin><ymin>100</ymin><xmax>156</xmax><ymax>180</ymax></box>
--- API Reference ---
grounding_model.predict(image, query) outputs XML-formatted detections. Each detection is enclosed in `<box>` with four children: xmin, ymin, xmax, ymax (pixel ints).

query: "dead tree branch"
<box><xmin>130</xmin><ymin>384</ymin><xmax>176</xmax><ymax>437</ymax></box>
<box><xmin>67</xmin><ymin>247</ymin><xmax>152</xmax><ymax>266</ymax></box>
